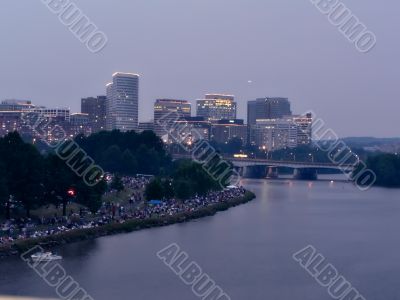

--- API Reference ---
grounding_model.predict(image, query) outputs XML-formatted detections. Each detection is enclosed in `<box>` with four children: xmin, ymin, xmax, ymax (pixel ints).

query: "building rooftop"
<box><xmin>112</xmin><ymin>72</ymin><xmax>140</xmax><ymax>78</ymax></box>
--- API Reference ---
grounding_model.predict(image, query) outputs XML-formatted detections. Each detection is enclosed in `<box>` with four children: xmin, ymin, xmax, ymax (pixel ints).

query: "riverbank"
<box><xmin>0</xmin><ymin>190</ymin><xmax>255</xmax><ymax>258</ymax></box>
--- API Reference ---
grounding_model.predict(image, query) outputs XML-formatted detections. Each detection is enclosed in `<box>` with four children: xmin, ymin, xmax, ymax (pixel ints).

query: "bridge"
<box><xmin>172</xmin><ymin>153</ymin><xmax>356</xmax><ymax>180</ymax></box>
<box><xmin>229</xmin><ymin>157</ymin><xmax>355</xmax><ymax>180</ymax></box>
<box><xmin>228</xmin><ymin>157</ymin><xmax>355</xmax><ymax>171</ymax></box>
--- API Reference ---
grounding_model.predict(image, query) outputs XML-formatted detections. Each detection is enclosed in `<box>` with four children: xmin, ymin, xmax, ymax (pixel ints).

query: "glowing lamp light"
<box><xmin>67</xmin><ymin>189</ymin><xmax>76</xmax><ymax>197</ymax></box>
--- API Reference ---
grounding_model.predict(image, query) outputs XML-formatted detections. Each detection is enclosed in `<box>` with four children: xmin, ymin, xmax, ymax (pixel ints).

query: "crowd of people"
<box><xmin>132</xmin><ymin>187</ymin><xmax>246</xmax><ymax>219</ymax></box>
<box><xmin>0</xmin><ymin>175</ymin><xmax>246</xmax><ymax>246</ymax></box>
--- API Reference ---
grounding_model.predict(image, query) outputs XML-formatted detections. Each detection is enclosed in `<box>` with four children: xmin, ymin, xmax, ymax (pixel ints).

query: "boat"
<box><xmin>31</xmin><ymin>252</ymin><xmax>62</xmax><ymax>262</ymax></box>
<box><xmin>226</xmin><ymin>185</ymin><xmax>239</xmax><ymax>189</ymax></box>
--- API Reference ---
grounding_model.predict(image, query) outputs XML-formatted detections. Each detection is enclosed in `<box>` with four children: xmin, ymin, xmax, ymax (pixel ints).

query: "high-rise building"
<box><xmin>171</xmin><ymin>116</ymin><xmax>211</xmax><ymax>145</ymax></box>
<box><xmin>138</xmin><ymin>121</ymin><xmax>155</xmax><ymax>133</ymax></box>
<box><xmin>0</xmin><ymin>111</ymin><xmax>24</xmax><ymax>136</ymax></box>
<box><xmin>268</xmin><ymin>97</ymin><xmax>292</xmax><ymax>119</ymax></box>
<box><xmin>81</xmin><ymin>96</ymin><xmax>107</xmax><ymax>133</ymax></box>
<box><xmin>106</xmin><ymin>72</ymin><xmax>139</xmax><ymax>132</ymax></box>
<box><xmin>247</xmin><ymin>97</ymin><xmax>292</xmax><ymax>126</ymax></box>
<box><xmin>154</xmin><ymin>99</ymin><xmax>191</xmax><ymax>139</ymax></box>
<box><xmin>67</xmin><ymin>113</ymin><xmax>92</xmax><ymax>137</ymax></box>
<box><xmin>106</xmin><ymin>82</ymin><xmax>114</xmax><ymax>131</ymax></box>
<box><xmin>247</xmin><ymin>98</ymin><xmax>269</xmax><ymax>127</ymax></box>
<box><xmin>290</xmin><ymin>113</ymin><xmax>313</xmax><ymax>146</ymax></box>
<box><xmin>196</xmin><ymin>94</ymin><xmax>237</xmax><ymax>122</ymax></box>
<box><xmin>0</xmin><ymin>100</ymin><xmax>35</xmax><ymax>136</ymax></box>
<box><xmin>0</xmin><ymin>99</ymin><xmax>35</xmax><ymax>112</ymax></box>
<box><xmin>211</xmin><ymin>119</ymin><xmax>248</xmax><ymax>145</ymax></box>
<box><xmin>33</xmin><ymin>107</ymin><xmax>70</xmax><ymax>122</ymax></box>
<box><xmin>251</xmin><ymin>118</ymin><xmax>298</xmax><ymax>151</ymax></box>
<box><xmin>31</xmin><ymin>107</ymin><xmax>71</xmax><ymax>142</ymax></box>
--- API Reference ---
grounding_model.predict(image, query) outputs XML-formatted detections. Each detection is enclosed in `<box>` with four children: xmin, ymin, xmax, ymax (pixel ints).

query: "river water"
<box><xmin>1</xmin><ymin>177</ymin><xmax>400</xmax><ymax>300</ymax></box>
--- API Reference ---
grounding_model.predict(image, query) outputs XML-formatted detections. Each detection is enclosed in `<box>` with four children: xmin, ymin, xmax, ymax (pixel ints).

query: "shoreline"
<box><xmin>0</xmin><ymin>190</ymin><xmax>256</xmax><ymax>258</ymax></box>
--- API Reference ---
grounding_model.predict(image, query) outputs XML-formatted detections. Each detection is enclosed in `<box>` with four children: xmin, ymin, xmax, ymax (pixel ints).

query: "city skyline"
<box><xmin>1</xmin><ymin>3</ymin><xmax>400</xmax><ymax>300</ymax></box>
<box><xmin>0</xmin><ymin>1</ymin><xmax>398</xmax><ymax>137</ymax></box>
<box><xmin>0</xmin><ymin>65</ymin><xmax>396</xmax><ymax>138</ymax></box>
<box><xmin>0</xmin><ymin>84</ymin><xmax>314</xmax><ymax>151</ymax></box>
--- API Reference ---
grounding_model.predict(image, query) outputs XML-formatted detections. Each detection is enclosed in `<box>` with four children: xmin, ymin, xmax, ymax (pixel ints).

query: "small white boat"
<box><xmin>31</xmin><ymin>252</ymin><xmax>62</xmax><ymax>262</ymax></box>
<box><xmin>227</xmin><ymin>185</ymin><xmax>239</xmax><ymax>189</ymax></box>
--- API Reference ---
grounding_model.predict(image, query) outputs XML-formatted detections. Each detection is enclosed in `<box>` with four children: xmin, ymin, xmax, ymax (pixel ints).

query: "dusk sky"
<box><xmin>0</xmin><ymin>0</ymin><xmax>398</xmax><ymax>137</ymax></box>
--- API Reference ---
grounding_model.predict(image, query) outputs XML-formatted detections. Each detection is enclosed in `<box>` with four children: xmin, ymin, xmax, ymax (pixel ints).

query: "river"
<box><xmin>1</xmin><ymin>177</ymin><xmax>400</xmax><ymax>300</ymax></box>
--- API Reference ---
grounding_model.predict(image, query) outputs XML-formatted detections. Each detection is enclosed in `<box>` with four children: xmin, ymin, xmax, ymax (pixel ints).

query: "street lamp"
<box><xmin>261</xmin><ymin>146</ymin><xmax>267</xmax><ymax>159</ymax></box>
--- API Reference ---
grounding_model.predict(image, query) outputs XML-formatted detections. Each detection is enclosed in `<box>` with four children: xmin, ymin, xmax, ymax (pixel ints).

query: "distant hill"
<box><xmin>341</xmin><ymin>137</ymin><xmax>400</xmax><ymax>153</ymax></box>
<box><xmin>341</xmin><ymin>137</ymin><xmax>400</xmax><ymax>146</ymax></box>
<box><xmin>316</xmin><ymin>137</ymin><xmax>400</xmax><ymax>154</ymax></box>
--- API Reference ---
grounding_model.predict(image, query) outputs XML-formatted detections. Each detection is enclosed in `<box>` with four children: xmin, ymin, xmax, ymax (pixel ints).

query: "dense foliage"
<box><xmin>364</xmin><ymin>154</ymin><xmax>400</xmax><ymax>187</ymax></box>
<box><xmin>75</xmin><ymin>130</ymin><xmax>171</xmax><ymax>176</ymax></box>
<box><xmin>0</xmin><ymin>132</ymin><xmax>107</xmax><ymax>218</ymax></box>
<box><xmin>145</xmin><ymin>160</ymin><xmax>223</xmax><ymax>201</ymax></box>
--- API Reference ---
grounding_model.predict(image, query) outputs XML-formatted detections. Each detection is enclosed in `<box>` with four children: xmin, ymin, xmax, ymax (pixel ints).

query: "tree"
<box><xmin>1</xmin><ymin>133</ymin><xmax>45</xmax><ymax>217</ymax></box>
<box><xmin>101</xmin><ymin>145</ymin><xmax>124</xmax><ymax>173</ymax></box>
<box><xmin>362</xmin><ymin>154</ymin><xmax>400</xmax><ymax>187</ymax></box>
<box><xmin>122</xmin><ymin>149</ymin><xmax>138</xmax><ymax>175</ymax></box>
<box><xmin>145</xmin><ymin>178</ymin><xmax>164</xmax><ymax>200</ymax></box>
<box><xmin>75</xmin><ymin>130</ymin><xmax>170</xmax><ymax>176</ymax></box>
<box><xmin>136</xmin><ymin>145</ymin><xmax>161</xmax><ymax>175</ymax></box>
<box><xmin>161</xmin><ymin>179</ymin><xmax>175</xmax><ymax>200</ymax></box>
<box><xmin>173</xmin><ymin>179</ymin><xmax>192</xmax><ymax>200</ymax></box>
<box><xmin>172</xmin><ymin>160</ymin><xmax>222</xmax><ymax>199</ymax></box>
<box><xmin>0</xmin><ymin>161</ymin><xmax>9</xmax><ymax>219</ymax></box>
<box><xmin>0</xmin><ymin>132</ymin><xmax>108</xmax><ymax>217</ymax></box>
<box><xmin>75</xmin><ymin>178</ymin><xmax>107</xmax><ymax>213</ymax></box>
<box><xmin>110</xmin><ymin>174</ymin><xmax>124</xmax><ymax>193</ymax></box>
<box><xmin>44</xmin><ymin>154</ymin><xmax>75</xmax><ymax>216</ymax></box>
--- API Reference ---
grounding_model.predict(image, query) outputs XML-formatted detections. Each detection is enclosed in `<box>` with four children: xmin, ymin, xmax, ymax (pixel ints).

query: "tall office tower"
<box><xmin>106</xmin><ymin>72</ymin><xmax>139</xmax><ymax>132</ymax></box>
<box><xmin>81</xmin><ymin>96</ymin><xmax>107</xmax><ymax>133</ymax></box>
<box><xmin>247</xmin><ymin>97</ymin><xmax>292</xmax><ymax>125</ymax></box>
<box><xmin>154</xmin><ymin>99</ymin><xmax>191</xmax><ymax>139</ymax></box>
<box><xmin>196</xmin><ymin>94</ymin><xmax>237</xmax><ymax>122</ymax></box>
<box><xmin>267</xmin><ymin>97</ymin><xmax>292</xmax><ymax>119</ymax></box>
<box><xmin>247</xmin><ymin>99</ymin><xmax>269</xmax><ymax>127</ymax></box>
<box><xmin>106</xmin><ymin>82</ymin><xmax>114</xmax><ymax>130</ymax></box>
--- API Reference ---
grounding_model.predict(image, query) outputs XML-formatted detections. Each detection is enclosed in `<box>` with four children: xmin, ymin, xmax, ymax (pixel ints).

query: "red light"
<box><xmin>67</xmin><ymin>189</ymin><xmax>76</xmax><ymax>197</ymax></box>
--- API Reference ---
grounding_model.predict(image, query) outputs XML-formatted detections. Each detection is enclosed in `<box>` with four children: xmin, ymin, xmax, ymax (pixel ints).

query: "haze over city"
<box><xmin>2</xmin><ymin>2</ymin><xmax>400</xmax><ymax>300</ymax></box>
<box><xmin>0</xmin><ymin>0</ymin><xmax>398</xmax><ymax>137</ymax></box>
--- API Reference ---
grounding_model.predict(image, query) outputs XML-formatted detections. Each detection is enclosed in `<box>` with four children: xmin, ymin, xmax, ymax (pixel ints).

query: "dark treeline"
<box><xmin>145</xmin><ymin>159</ymin><xmax>223</xmax><ymax>201</ymax></box>
<box><xmin>0</xmin><ymin>130</ymin><xmax>231</xmax><ymax>220</ymax></box>
<box><xmin>0</xmin><ymin>132</ymin><xmax>106</xmax><ymax>219</ymax></box>
<box><xmin>75</xmin><ymin>130</ymin><xmax>172</xmax><ymax>176</ymax></box>
<box><xmin>0</xmin><ymin>130</ymin><xmax>171</xmax><ymax>219</ymax></box>
<box><xmin>364</xmin><ymin>153</ymin><xmax>400</xmax><ymax>187</ymax></box>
